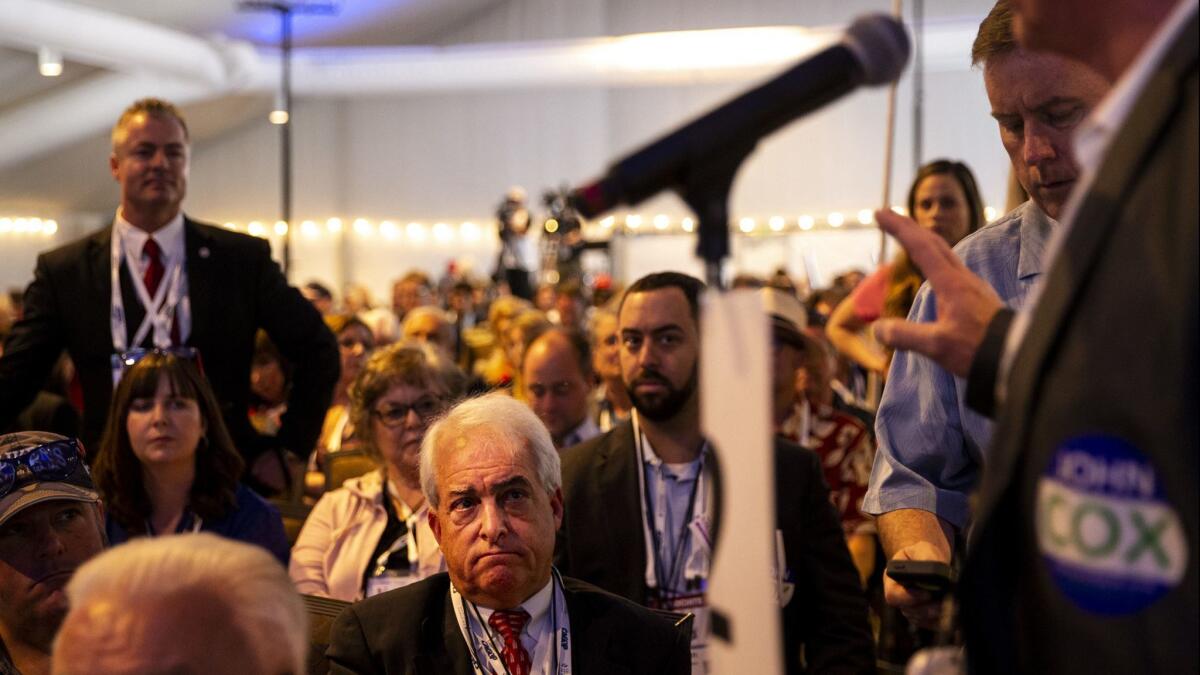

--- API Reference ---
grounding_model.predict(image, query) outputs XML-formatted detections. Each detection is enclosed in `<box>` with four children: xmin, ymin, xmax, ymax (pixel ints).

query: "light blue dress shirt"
<box><xmin>862</xmin><ymin>201</ymin><xmax>1054</xmax><ymax>529</ymax></box>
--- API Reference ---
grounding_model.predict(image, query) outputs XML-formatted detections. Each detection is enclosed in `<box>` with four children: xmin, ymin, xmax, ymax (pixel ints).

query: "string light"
<box><xmin>985</xmin><ymin>206</ymin><xmax>998</xmax><ymax>221</ymax></box>
<box><xmin>54</xmin><ymin>206</ymin><xmax>894</xmax><ymax>246</ymax></box>
<box><xmin>406</xmin><ymin>222</ymin><xmax>428</xmax><ymax>242</ymax></box>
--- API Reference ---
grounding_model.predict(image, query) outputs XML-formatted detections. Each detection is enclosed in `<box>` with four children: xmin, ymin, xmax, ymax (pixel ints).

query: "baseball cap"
<box><xmin>0</xmin><ymin>432</ymin><xmax>100</xmax><ymax>527</ymax></box>
<box><xmin>760</xmin><ymin>287</ymin><xmax>811</xmax><ymax>348</ymax></box>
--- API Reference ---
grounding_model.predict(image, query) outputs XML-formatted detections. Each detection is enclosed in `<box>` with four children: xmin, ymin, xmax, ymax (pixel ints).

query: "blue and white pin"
<box><xmin>1036</xmin><ymin>435</ymin><xmax>1188</xmax><ymax>615</ymax></box>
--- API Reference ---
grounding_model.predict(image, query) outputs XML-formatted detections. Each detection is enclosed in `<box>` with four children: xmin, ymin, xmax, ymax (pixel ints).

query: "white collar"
<box><xmin>472</xmin><ymin>575</ymin><xmax>555</xmax><ymax>636</ymax></box>
<box><xmin>561</xmin><ymin>417</ymin><xmax>600</xmax><ymax>448</ymax></box>
<box><xmin>115</xmin><ymin>209</ymin><xmax>186</xmax><ymax>261</ymax></box>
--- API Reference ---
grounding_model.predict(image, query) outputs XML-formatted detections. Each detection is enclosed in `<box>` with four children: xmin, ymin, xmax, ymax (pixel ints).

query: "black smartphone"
<box><xmin>885</xmin><ymin>560</ymin><xmax>955</xmax><ymax>594</ymax></box>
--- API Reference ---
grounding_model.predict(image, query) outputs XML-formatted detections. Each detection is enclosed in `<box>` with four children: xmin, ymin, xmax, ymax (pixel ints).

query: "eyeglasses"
<box><xmin>0</xmin><ymin>438</ymin><xmax>89</xmax><ymax>500</ymax></box>
<box><xmin>372</xmin><ymin>396</ymin><xmax>444</xmax><ymax>427</ymax></box>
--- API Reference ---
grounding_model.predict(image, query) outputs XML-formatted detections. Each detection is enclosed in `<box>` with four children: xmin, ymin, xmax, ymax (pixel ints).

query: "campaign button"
<box><xmin>1036</xmin><ymin>435</ymin><xmax>1188</xmax><ymax>615</ymax></box>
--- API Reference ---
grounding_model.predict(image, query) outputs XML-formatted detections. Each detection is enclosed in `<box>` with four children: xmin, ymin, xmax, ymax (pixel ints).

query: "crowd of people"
<box><xmin>0</xmin><ymin>0</ymin><xmax>1194</xmax><ymax>673</ymax></box>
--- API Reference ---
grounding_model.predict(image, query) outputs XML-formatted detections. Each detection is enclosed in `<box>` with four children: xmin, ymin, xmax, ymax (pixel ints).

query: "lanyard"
<box><xmin>451</xmin><ymin>569</ymin><xmax>572</xmax><ymax>675</ymax></box>
<box><xmin>110</xmin><ymin>229</ymin><xmax>184</xmax><ymax>352</ymax></box>
<box><xmin>632</xmin><ymin>411</ymin><xmax>709</xmax><ymax>594</ymax></box>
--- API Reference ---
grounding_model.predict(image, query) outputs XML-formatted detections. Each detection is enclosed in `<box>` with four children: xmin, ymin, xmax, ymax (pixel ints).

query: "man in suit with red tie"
<box><xmin>326</xmin><ymin>393</ymin><xmax>689</xmax><ymax>674</ymax></box>
<box><xmin>0</xmin><ymin>99</ymin><xmax>338</xmax><ymax>492</ymax></box>
<box><xmin>873</xmin><ymin>0</ymin><xmax>1197</xmax><ymax>671</ymax></box>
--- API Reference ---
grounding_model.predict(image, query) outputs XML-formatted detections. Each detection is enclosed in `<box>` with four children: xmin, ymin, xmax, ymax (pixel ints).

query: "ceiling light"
<box><xmin>38</xmin><ymin>47</ymin><xmax>63</xmax><ymax>77</ymax></box>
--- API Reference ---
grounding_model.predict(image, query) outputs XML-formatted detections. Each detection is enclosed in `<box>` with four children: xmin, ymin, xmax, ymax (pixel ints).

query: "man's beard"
<box><xmin>624</xmin><ymin>366</ymin><xmax>698</xmax><ymax>422</ymax></box>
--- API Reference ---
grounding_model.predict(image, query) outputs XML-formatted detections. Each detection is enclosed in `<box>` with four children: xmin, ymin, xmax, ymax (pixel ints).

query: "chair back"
<box><xmin>324</xmin><ymin>450</ymin><xmax>378</xmax><ymax>491</ymax></box>
<box><xmin>303</xmin><ymin>594</ymin><xmax>351</xmax><ymax>675</ymax></box>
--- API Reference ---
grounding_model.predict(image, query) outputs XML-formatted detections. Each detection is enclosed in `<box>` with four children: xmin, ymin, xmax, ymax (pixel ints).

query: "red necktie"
<box><xmin>141</xmin><ymin>238</ymin><xmax>180</xmax><ymax>345</ymax></box>
<box><xmin>487</xmin><ymin>609</ymin><xmax>532</xmax><ymax>675</ymax></box>
<box><xmin>142</xmin><ymin>238</ymin><xmax>164</xmax><ymax>297</ymax></box>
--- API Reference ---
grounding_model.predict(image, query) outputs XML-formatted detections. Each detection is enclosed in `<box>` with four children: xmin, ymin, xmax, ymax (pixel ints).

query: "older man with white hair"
<box><xmin>326</xmin><ymin>392</ymin><xmax>689</xmax><ymax>675</ymax></box>
<box><xmin>51</xmin><ymin>533</ymin><xmax>307</xmax><ymax>675</ymax></box>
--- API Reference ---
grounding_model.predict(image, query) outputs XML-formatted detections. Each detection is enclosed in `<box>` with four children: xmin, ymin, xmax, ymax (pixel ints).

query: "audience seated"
<box><xmin>0</xmin><ymin>432</ymin><xmax>105</xmax><ymax>675</ymax></box>
<box><xmin>94</xmin><ymin>351</ymin><xmax>290</xmax><ymax>563</ymax></box>
<box><xmin>307</xmin><ymin>315</ymin><xmax>376</xmax><ymax>496</ymax></box>
<box><xmin>290</xmin><ymin>341</ymin><xmax>466</xmax><ymax>601</ymax></box>
<box><xmin>53</xmin><ymin>533</ymin><xmax>307</xmax><ymax>675</ymax></box>
<box><xmin>325</xmin><ymin>393</ymin><xmax>691</xmax><ymax>675</ymax></box>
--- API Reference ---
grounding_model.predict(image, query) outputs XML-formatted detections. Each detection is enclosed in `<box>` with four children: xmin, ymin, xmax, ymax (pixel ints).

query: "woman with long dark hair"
<box><xmin>828</xmin><ymin>159</ymin><xmax>986</xmax><ymax>375</ymax></box>
<box><xmin>94</xmin><ymin>351</ymin><xmax>289</xmax><ymax>564</ymax></box>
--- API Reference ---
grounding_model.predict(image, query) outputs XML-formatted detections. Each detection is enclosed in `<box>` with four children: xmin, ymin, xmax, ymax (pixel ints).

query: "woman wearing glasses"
<box><xmin>290</xmin><ymin>340</ymin><xmax>466</xmax><ymax>601</ymax></box>
<box><xmin>93</xmin><ymin>352</ymin><xmax>290</xmax><ymax>564</ymax></box>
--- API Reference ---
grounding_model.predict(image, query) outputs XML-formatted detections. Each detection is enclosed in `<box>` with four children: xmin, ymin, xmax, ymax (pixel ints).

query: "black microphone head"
<box><xmin>842</xmin><ymin>14</ymin><xmax>910</xmax><ymax>86</ymax></box>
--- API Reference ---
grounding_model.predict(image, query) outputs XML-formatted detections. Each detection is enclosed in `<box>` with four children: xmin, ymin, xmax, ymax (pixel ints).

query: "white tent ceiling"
<box><xmin>0</xmin><ymin>0</ymin><xmax>989</xmax><ymax>216</ymax></box>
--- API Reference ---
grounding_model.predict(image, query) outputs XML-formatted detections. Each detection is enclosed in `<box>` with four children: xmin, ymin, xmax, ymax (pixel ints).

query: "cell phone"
<box><xmin>886</xmin><ymin>560</ymin><xmax>955</xmax><ymax>594</ymax></box>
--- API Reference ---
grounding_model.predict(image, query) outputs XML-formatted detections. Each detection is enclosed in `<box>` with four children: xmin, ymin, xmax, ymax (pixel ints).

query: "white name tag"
<box><xmin>365</xmin><ymin>573</ymin><xmax>419</xmax><ymax>597</ymax></box>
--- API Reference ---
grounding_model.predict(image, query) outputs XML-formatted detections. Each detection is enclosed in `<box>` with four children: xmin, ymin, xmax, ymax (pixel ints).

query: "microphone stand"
<box><xmin>679</xmin><ymin>138</ymin><xmax>757</xmax><ymax>291</ymax></box>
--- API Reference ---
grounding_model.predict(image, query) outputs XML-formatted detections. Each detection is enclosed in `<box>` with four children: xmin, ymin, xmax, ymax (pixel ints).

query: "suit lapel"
<box><xmin>414</xmin><ymin>591</ymin><xmax>475</xmax><ymax>675</ymax></box>
<box><xmin>183</xmin><ymin>217</ymin><xmax>213</xmax><ymax>348</ymax></box>
<box><xmin>982</xmin><ymin>16</ymin><xmax>1200</xmax><ymax>512</ymax></box>
<box><xmin>596</xmin><ymin>422</ymin><xmax>648</xmax><ymax>601</ymax></box>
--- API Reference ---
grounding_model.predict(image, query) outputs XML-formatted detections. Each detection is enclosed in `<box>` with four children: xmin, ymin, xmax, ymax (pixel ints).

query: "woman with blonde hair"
<box><xmin>289</xmin><ymin>340</ymin><xmax>466</xmax><ymax>601</ymax></box>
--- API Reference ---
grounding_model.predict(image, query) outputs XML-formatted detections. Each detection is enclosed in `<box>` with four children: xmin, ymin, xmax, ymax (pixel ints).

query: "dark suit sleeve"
<box><xmin>248</xmin><ymin>238</ymin><xmax>339</xmax><ymax>457</ymax></box>
<box><xmin>964</xmin><ymin>308</ymin><xmax>1014</xmax><ymax>418</ymax></box>
<box><xmin>0</xmin><ymin>254</ymin><xmax>67</xmax><ymax>430</ymax></box>
<box><xmin>326</xmin><ymin>605</ymin><xmax>379</xmax><ymax>675</ymax></box>
<box><xmin>788</xmin><ymin>449</ymin><xmax>875</xmax><ymax>674</ymax></box>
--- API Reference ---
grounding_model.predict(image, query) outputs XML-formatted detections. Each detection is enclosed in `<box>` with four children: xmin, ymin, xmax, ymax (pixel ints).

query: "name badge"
<box><xmin>365</xmin><ymin>573</ymin><xmax>419</xmax><ymax>598</ymax></box>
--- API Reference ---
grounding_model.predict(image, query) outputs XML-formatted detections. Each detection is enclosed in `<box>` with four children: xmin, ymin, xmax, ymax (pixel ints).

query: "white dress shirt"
<box><xmin>114</xmin><ymin>209</ymin><xmax>192</xmax><ymax>344</ymax></box>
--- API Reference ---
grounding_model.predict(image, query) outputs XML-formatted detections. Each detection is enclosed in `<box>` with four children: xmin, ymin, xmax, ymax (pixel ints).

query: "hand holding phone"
<box><xmin>885</xmin><ymin>559</ymin><xmax>956</xmax><ymax>595</ymax></box>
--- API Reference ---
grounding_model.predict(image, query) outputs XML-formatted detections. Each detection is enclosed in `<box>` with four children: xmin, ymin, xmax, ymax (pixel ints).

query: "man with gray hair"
<box><xmin>0</xmin><ymin>432</ymin><xmax>105</xmax><ymax>675</ymax></box>
<box><xmin>52</xmin><ymin>533</ymin><xmax>307</xmax><ymax>675</ymax></box>
<box><xmin>327</xmin><ymin>392</ymin><xmax>689</xmax><ymax>674</ymax></box>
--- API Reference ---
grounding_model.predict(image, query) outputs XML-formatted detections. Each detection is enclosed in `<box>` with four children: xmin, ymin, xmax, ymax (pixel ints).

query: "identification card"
<box><xmin>365</xmin><ymin>573</ymin><xmax>418</xmax><ymax>597</ymax></box>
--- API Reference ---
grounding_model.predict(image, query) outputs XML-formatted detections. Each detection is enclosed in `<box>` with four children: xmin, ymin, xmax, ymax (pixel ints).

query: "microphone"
<box><xmin>569</xmin><ymin>14</ymin><xmax>910</xmax><ymax>218</ymax></box>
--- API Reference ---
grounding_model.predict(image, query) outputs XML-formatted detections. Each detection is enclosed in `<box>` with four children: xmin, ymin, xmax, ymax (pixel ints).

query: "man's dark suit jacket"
<box><xmin>554</xmin><ymin>421</ymin><xmax>874</xmax><ymax>674</ymax></box>
<box><xmin>962</xmin><ymin>14</ymin><xmax>1198</xmax><ymax>674</ymax></box>
<box><xmin>0</xmin><ymin>217</ymin><xmax>339</xmax><ymax>461</ymax></box>
<box><xmin>325</xmin><ymin>572</ymin><xmax>690</xmax><ymax>675</ymax></box>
